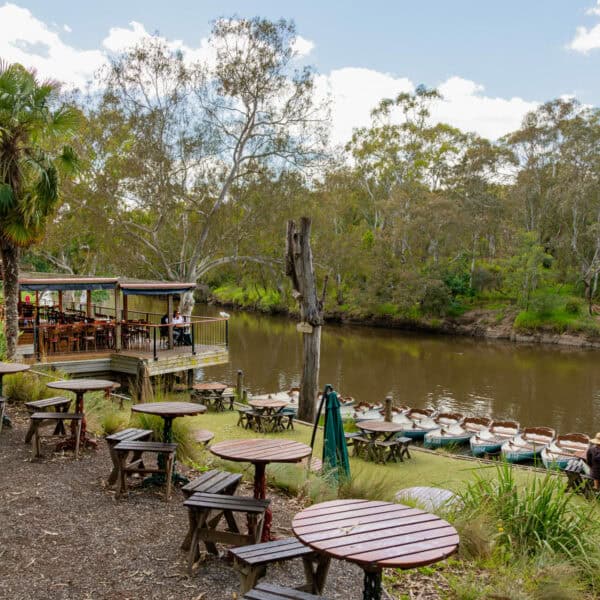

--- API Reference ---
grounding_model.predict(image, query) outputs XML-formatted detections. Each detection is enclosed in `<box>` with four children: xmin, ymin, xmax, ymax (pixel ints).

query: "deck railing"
<box><xmin>33</xmin><ymin>316</ymin><xmax>228</xmax><ymax>361</ymax></box>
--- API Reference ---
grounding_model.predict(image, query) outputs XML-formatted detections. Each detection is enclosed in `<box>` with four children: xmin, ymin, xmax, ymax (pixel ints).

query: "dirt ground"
<box><xmin>0</xmin><ymin>406</ymin><xmax>446</xmax><ymax>600</ymax></box>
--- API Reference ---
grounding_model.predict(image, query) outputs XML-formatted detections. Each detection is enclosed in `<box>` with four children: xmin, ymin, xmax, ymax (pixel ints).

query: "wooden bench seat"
<box><xmin>105</xmin><ymin>427</ymin><xmax>153</xmax><ymax>485</ymax></box>
<box><xmin>114</xmin><ymin>440</ymin><xmax>177</xmax><ymax>501</ymax></box>
<box><xmin>24</xmin><ymin>396</ymin><xmax>71</xmax><ymax>442</ymax></box>
<box><xmin>374</xmin><ymin>436</ymin><xmax>412</xmax><ymax>463</ymax></box>
<box><xmin>243</xmin><ymin>582</ymin><xmax>326</xmax><ymax>600</ymax></box>
<box><xmin>230</xmin><ymin>537</ymin><xmax>329</xmax><ymax>594</ymax></box>
<box><xmin>184</xmin><ymin>492</ymin><xmax>270</xmax><ymax>573</ymax></box>
<box><xmin>30</xmin><ymin>412</ymin><xmax>83</xmax><ymax>459</ymax></box>
<box><xmin>191</xmin><ymin>429</ymin><xmax>214</xmax><ymax>446</ymax></box>
<box><xmin>237</xmin><ymin>407</ymin><xmax>254</xmax><ymax>428</ymax></box>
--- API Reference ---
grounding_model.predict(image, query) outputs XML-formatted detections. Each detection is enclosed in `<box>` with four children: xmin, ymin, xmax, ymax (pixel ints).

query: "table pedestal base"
<box><xmin>142</xmin><ymin>470</ymin><xmax>189</xmax><ymax>487</ymax></box>
<box><xmin>253</xmin><ymin>463</ymin><xmax>273</xmax><ymax>542</ymax></box>
<box><xmin>363</xmin><ymin>569</ymin><xmax>382</xmax><ymax>600</ymax></box>
<box><xmin>2</xmin><ymin>415</ymin><xmax>12</xmax><ymax>428</ymax></box>
<box><xmin>55</xmin><ymin>435</ymin><xmax>97</xmax><ymax>452</ymax></box>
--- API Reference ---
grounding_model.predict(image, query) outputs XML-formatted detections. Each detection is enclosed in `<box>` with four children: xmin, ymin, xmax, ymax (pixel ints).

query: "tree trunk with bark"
<box><xmin>285</xmin><ymin>218</ymin><xmax>327</xmax><ymax>424</ymax></box>
<box><xmin>0</xmin><ymin>240</ymin><xmax>20</xmax><ymax>359</ymax></box>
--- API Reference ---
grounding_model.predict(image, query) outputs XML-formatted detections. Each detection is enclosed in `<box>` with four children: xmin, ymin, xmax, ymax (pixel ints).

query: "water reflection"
<box><xmin>128</xmin><ymin>297</ymin><xmax>600</xmax><ymax>434</ymax></box>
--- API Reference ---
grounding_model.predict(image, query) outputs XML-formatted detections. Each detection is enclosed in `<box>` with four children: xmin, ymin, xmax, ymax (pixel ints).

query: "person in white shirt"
<box><xmin>172</xmin><ymin>310</ymin><xmax>191</xmax><ymax>345</ymax></box>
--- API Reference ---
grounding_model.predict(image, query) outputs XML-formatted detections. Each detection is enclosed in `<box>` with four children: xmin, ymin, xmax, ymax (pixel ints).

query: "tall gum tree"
<box><xmin>0</xmin><ymin>63</ymin><xmax>80</xmax><ymax>358</ymax></box>
<box><xmin>98</xmin><ymin>18</ymin><xmax>327</xmax><ymax>315</ymax></box>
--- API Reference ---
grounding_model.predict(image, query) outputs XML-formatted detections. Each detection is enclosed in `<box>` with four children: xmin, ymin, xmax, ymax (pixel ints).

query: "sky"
<box><xmin>1</xmin><ymin>1</ymin><xmax>599</xmax><ymax>146</ymax></box>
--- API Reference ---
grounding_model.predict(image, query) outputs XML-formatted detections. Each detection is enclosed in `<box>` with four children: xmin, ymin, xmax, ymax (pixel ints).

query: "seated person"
<box><xmin>172</xmin><ymin>311</ymin><xmax>192</xmax><ymax>345</ymax></box>
<box><xmin>160</xmin><ymin>313</ymin><xmax>170</xmax><ymax>346</ymax></box>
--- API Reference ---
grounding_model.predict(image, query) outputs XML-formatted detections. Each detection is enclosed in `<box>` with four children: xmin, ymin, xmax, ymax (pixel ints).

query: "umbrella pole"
<box><xmin>310</xmin><ymin>385</ymin><xmax>331</xmax><ymax>452</ymax></box>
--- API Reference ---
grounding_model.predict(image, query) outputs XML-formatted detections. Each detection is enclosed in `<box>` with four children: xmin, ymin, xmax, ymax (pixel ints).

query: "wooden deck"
<box><xmin>19</xmin><ymin>344</ymin><xmax>229</xmax><ymax>377</ymax></box>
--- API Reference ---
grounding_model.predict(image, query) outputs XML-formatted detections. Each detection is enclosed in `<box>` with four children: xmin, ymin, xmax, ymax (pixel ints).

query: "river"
<box><xmin>129</xmin><ymin>298</ymin><xmax>600</xmax><ymax>435</ymax></box>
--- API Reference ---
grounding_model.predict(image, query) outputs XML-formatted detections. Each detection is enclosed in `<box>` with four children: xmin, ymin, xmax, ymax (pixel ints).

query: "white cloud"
<box><xmin>1</xmin><ymin>3</ymin><xmax>538</xmax><ymax>144</ymax></box>
<box><xmin>63</xmin><ymin>24</ymin><xmax>72</xmax><ymax>33</ymax></box>
<box><xmin>568</xmin><ymin>2</ymin><xmax>600</xmax><ymax>53</ymax></box>
<box><xmin>0</xmin><ymin>3</ymin><xmax>105</xmax><ymax>87</ymax></box>
<box><xmin>587</xmin><ymin>1</ymin><xmax>600</xmax><ymax>16</ymax></box>
<box><xmin>318</xmin><ymin>69</ymin><xmax>537</xmax><ymax>146</ymax></box>
<box><xmin>291</xmin><ymin>35</ymin><xmax>314</xmax><ymax>58</ymax></box>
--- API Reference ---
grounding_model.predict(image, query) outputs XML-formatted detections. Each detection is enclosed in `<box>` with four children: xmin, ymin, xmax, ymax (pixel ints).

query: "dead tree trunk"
<box><xmin>0</xmin><ymin>240</ymin><xmax>20</xmax><ymax>359</ymax></box>
<box><xmin>285</xmin><ymin>218</ymin><xmax>327</xmax><ymax>424</ymax></box>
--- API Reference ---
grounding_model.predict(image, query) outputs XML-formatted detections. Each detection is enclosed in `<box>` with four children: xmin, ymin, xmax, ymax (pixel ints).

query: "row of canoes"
<box><xmin>349</xmin><ymin>402</ymin><xmax>590</xmax><ymax>470</ymax></box>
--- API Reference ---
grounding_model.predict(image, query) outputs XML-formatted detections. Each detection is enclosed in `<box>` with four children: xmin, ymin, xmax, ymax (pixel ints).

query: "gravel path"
<box><xmin>0</xmin><ymin>408</ymin><xmax>369</xmax><ymax>600</ymax></box>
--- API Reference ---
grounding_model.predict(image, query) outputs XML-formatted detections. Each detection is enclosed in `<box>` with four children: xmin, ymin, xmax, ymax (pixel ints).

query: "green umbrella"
<box><xmin>321</xmin><ymin>385</ymin><xmax>351</xmax><ymax>483</ymax></box>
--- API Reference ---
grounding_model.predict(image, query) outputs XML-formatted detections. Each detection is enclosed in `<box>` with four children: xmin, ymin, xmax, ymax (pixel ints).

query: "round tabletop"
<box><xmin>211</xmin><ymin>438</ymin><xmax>311</xmax><ymax>464</ymax></box>
<box><xmin>47</xmin><ymin>378</ymin><xmax>120</xmax><ymax>392</ymax></box>
<box><xmin>357</xmin><ymin>420</ymin><xmax>407</xmax><ymax>433</ymax></box>
<box><xmin>131</xmin><ymin>401</ymin><xmax>206</xmax><ymax>418</ymax></box>
<box><xmin>292</xmin><ymin>499</ymin><xmax>459</xmax><ymax>569</ymax></box>
<box><xmin>248</xmin><ymin>398</ymin><xmax>289</xmax><ymax>410</ymax></box>
<box><xmin>0</xmin><ymin>362</ymin><xmax>31</xmax><ymax>375</ymax></box>
<box><xmin>251</xmin><ymin>392</ymin><xmax>295</xmax><ymax>403</ymax></box>
<box><xmin>192</xmin><ymin>382</ymin><xmax>228</xmax><ymax>392</ymax></box>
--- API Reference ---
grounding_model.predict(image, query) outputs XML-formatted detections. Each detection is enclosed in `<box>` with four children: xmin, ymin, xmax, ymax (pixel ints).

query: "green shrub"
<box><xmin>4</xmin><ymin>371</ymin><xmax>57</xmax><ymax>403</ymax></box>
<box><xmin>420</xmin><ymin>280</ymin><xmax>452</xmax><ymax>316</ymax></box>
<box><xmin>564</xmin><ymin>299</ymin><xmax>583</xmax><ymax>315</ymax></box>
<box><xmin>99</xmin><ymin>409</ymin><xmax>130</xmax><ymax>435</ymax></box>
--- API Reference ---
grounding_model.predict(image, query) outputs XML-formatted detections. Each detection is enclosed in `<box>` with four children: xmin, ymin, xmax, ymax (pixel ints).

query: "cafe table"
<box><xmin>191</xmin><ymin>382</ymin><xmax>230</xmax><ymax>411</ymax></box>
<box><xmin>0</xmin><ymin>362</ymin><xmax>30</xmax><ymax>429</ymax></box>
<box><xmin>131</xmin><ymin>401</ymin><xmax>206</xmax><ymax>484</ymax></box>
<box><xmin>46</xmin><ymin>378</ymin><xmax>119</xmax><ymax>449</ymax></box>
<box><xmin>210</xmin><ymin>438</ymin><xmax>312</xmax><ymax>541</ymax></box>
<box><xmin>292</xmin><ymin>499</ymin><xmax>459</xmax><ymax>600</ymax></box>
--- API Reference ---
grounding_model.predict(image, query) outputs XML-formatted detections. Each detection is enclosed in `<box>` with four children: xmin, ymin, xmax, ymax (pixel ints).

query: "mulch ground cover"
<box><xmin>0</xmin><ymin>406</ymin><xmax>446</xmax><ymax>599</ymax></box>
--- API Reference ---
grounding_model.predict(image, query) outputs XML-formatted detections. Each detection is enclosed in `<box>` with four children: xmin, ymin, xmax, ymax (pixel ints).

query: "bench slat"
<box><xmin>243</xmin><ymin>582</ymin><xmax>325</xmax><ymax>599</ymax></box>
<box><xmin>182</xmin><ymin>470</ymin><xmax>242</xmax><ymax>495</ymax></box>
<box><xmin>30</xmin><ymin>412</ymin><xmax>82</xmax><ymax>420</ymax></box>
<box><xmin>184</xmin><ymin>492</ymin><xmax>269</xmax><ymax>513</ymax></box>
<box><xmin>106</xmin><ymin>428</ymin><xmax>153</xmax><ymax>442</ymax></box>
<box><xmin>26</xmin><ymin>396</ymin><xmax>70</xmax><ymax>410</ymax></box>
<box><xmin>114</xmin><ymin>441</ymin><xmax>176</xmax><ymax>452</ymax></box>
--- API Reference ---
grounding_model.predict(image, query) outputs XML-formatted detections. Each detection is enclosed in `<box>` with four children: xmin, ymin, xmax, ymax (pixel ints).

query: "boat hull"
<box><xmin>424</xmin><ymin>429</ymin><xmax>473</xmax><ymax>448</ymax></box>
<box><xmin>469</xmin><ymin>438</ymin><xmax>503</xmax><ymax>456</ymax></box>
<box><xmin>501</xmin><ymin>440</ymin><xmax>546</xmax><ymax>463</ymax></box>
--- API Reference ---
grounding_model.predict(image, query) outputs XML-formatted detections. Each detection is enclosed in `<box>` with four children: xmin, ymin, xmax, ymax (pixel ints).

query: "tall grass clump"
<box><xmin>4</xmin><ymin>371</ymin><xmax>57</xmax><ymax>403</ymax></box>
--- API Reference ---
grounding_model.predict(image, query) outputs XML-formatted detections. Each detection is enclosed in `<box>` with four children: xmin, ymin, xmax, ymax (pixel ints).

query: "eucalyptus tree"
<box><xmin>0</xmin><ymin>63</ymin><xmax>80</xmax><ymax>358</ymax></box>
<box><xmin>100</xmin><ymin>18</ymin><xmax>327</xmax><ymax>314</ymax></box>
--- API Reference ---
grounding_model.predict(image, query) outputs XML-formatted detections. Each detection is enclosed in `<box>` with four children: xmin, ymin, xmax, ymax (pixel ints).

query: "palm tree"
<box><xmin>0</xmin><ymin>62</ymin><xmax>80</xmax><ymax>358</ymax></box>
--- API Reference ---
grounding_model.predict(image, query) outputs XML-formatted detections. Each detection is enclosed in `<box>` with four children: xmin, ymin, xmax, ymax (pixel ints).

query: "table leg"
<box><xmin>145</xmin><ymin>416</ymin><xmax>189</xmax><ymax>486</ymax></box>
<box><xmin>0</xmin><ymin>374</ymin><xmax>11</xmax><ymax>428</ymax></box>
<box><xmin>57</xmin><ymin>391</ymin><xmax>97</xmax><ymax>451</ymax></box>
<box><xmin>253</xmin><ymin>462</ymin><xmax>272</xmax><ymax>542</ymax></box>
<box><xmin>363</xmin><ymin>568</ymin><xmax>382</xmax><ymax>600</ymax></box>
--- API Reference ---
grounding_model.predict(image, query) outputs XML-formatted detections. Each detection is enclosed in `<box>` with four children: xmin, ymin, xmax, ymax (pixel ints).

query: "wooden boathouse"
<box><xmin>15</xmin><ymin>276</ymin><xmax>229</xmax><ymax>395</ymax></box>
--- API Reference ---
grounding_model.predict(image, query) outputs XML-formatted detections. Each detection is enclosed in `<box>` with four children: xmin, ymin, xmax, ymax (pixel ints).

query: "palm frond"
<box><xmin>0</xmin><ymin>183</ymin><xmax>15</xmax><ymax>213</ymax></box>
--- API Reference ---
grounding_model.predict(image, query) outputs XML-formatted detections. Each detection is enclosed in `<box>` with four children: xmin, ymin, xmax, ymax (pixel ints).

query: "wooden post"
<box><xmin>187</xmin><ymin>369</ymin><xmax>195</xmax><ymax>388</ymax></box>
<box><xmin>285</xmin><ymin>218</ymin><xmax>327</xmax><ymax>424</ymax></box>
<box><xmin>114</xmin><ymin>285</ymin><xmax>122</xmax><ymax>351</ymax></box>
<box><xmin>384</xmin><ymin>396</ymin><xmax>393</xmax><ymax>422</ymax></box>
<box><xmin>167</xmin><ymin>294</ymin><xmax>174</xmax><ymax>349</ymax></box>
<box><xmin>86</xmin><ymin>290</ymin><xmax>92</xmax><ymax>318</ymax></box>
<box><xmin>58</xmin><ymin>290</ymin><xmax>63</xmax><ymax>312</ymax></box>
<box><xmin>123</xmin><ymin>294</ymin><xmax>129</xmax><ymax>322</ymax></box>
<box><xmin>236</xmin><ymin>369</ymin><xmax>244</xmax><ymax>401</ymax></box>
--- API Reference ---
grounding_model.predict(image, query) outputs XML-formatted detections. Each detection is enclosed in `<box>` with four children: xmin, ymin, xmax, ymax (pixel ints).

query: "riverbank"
<box><xmin>210</xmin><ymin>285</ymin><xmax>600</xmax><ymax>348</ymax></box>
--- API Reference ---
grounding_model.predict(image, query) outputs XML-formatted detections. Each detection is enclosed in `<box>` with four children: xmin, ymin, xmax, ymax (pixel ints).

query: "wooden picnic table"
<box><xmin>292</xmin><ymin>499</ymin><xmax>459</xmax><ymax>600</ymax></box>
<box><xmin>0</xmin><ymin>362</ymin><xmax>30</xmax><ymax>429</ymax></box>
<box><xmin>210</xmin><ymin>438</ymin><xmax>311</xmax><ymax>541</ymax></box>
<box><xmin>47</xmin><ymin>378</ymin><xmax>119</xmax><ymax>449</ymax></box>
<box><xmin>248</xmin><ymin>398</ymin><xmax>289</xmax><ymax>412</ymax></box>
<box><xmin>357</xmin><ymin>420</ymin><xmax>406</xmax><ymax>441</ymax></box>
<box><xmin>192</xmin><ymin>382</ymin><xmax>231</xmax><ymax>411</ymax></box>
<box><xmin>131</xmin><ymin>401</ymin><xmax>207</xmax><ymax>485</ymax></box>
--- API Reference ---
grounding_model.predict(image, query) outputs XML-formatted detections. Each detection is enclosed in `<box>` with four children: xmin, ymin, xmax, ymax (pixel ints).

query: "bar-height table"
<box><xmin>211</xmin><ymin>438</ymin><xmax>311</xmax><ymax>541</ymax></box>
<box><xmin>293</xmin><ymin>499</ymin><xmax>459</xmax><ymax>600</ymax></box>
<box><xmin>131</xmin><ymin>401</ymin><xmax>206</xmax><ymax>484</ymax></box>
<box><xmin>46</xmin><ymin>378</ymin><xmax>119</xmax><ymax>449</ymax></box>
<box><xmin>0</xmin><ymin>362</ymin><xmax>30</xmax><ymax>429</ymax></box>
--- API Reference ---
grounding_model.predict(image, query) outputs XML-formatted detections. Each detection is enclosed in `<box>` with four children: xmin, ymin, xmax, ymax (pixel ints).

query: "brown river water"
<box><xmin>130</xmin><ymin>299</ymin><xmax>600</xmax><ymax>435</ymax></box>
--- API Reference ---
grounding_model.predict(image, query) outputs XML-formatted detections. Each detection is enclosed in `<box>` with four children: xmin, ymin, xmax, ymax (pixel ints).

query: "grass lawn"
<box><xmin>86</xmin><ymin>395</ymin><xmax>540</xmax><ymax>502</ymax></box>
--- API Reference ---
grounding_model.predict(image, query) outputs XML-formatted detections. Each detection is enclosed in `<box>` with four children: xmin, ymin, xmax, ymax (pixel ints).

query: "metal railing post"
<box><xmin>191</xmin><ymin>321</ymin><xmax>196</xmax><ymax>355</ymax></box>
<box><xmin>153</xmin><ymin>327</ymin><xmax>157</xmax><ymax>361</ymax></box>
<box><xmin>225</xmin><ymin>319</ymin><xmax>229</xmax><ymax>347</ymax></box>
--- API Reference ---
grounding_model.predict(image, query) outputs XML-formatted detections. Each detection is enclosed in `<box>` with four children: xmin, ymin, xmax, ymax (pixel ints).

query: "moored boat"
<box><xmin>470</xmin><ymin>420</ymin><xmax>520</xmax><ymax>456</ymax></box>
<box><xmin>501</xmin><ymin>426</ymin><xmax>555</xmax><ymax>463</ymax></box>
<box><xmin>353</xmin><ymin>402</ymin><xmax>384</xmax><ymax>421</ymax></box>
<box><xmin>424</xmin><ymin>415</ymin><xmax>491</xmax><ymax>449</ymax></box>
<box><xmin>541</xmin><ymin>433</ymin><xmax>590</xmax><ymax>470</ymax></box>
<box><xmin>399</xmin><ymin>408</ymin><xmax>439</xmax><ymax>440</ymax></box>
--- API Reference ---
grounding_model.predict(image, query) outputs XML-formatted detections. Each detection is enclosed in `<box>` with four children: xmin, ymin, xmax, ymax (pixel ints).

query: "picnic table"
<box><xmin>191</xmin><ymin>382</ymin><xmax>231</xmax><ymax>411</ymax></box>
<box><xmin>356</xmin><ymin>420</ymin><xmax>411</xmax><ymax>463</ymax></box>
<box><xmin>0</xmin><ymin>362</ymin><xmax>30</xmax><ymax>429</ymax></box>
<box><xmin>247</xmin><ymin>398</ymin><xmax>289</xmax><ymax>433</ymax></box>
<box><xmin>47</xmin><ymin>378</ymin><xmax>119</xmax><ymax>449</ymax></box>
<box><xmin>210</xmin><ymin>438</ymin><xmax>312</xmax><ymax>541</ymax></box>
<box><xmin>292</xmin><ymin>499</ymin><xmax>459</xmax><ymax>600</ymax></box>
<box><xmin>131</xmin><ymin>401</ymin><xmax>206</xmax><ymax>484</ymax></box>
